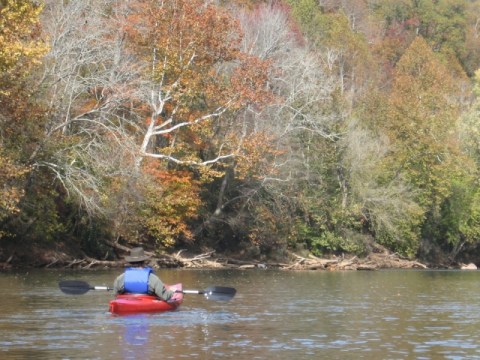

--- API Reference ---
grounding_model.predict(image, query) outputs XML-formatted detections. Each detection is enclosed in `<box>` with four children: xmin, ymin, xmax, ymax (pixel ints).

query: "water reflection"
<box><xmin>120</xmin><ymin>315</ymin><xmax>149</xmax><ymax>359</ymax></box>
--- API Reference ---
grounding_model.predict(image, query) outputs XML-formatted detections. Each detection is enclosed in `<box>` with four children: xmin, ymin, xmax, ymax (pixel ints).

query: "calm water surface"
<box><xmin>0</xmin><ymin>269</ymin><xmax>480</xmax><ymax>359</ymax></box>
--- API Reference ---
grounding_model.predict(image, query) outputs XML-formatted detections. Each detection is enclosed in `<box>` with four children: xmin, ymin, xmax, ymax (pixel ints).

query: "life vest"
<box><xmin>124</xmin><ymin>267</ymin><xmax>153</xmax><ymax>294</ymax></box>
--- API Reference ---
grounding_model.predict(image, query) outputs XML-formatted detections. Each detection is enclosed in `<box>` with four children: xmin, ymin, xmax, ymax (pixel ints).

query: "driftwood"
<box><xmin>34</xmin><ymin>249</ymin><xmax>429</xmax><ymax>271</ymax></box>
<box><xmin>281</xmin><ymin>252</ymin><xmax>428</xmax><ymax>271</ymax></box>
<box><xmin>0</xmin><ymin>254</ymin><xmax>14</xmax><ymax>269</ymax></box>
<box><xmin>5</xmin><ymin>239</ymin><xmax>429</xmax><ymax>270</ymax></box>
<box><xmin>460</xmin><ymin>262</ymin><xmax>477</xmax><ymax>270</ymax></box>
<box><xmin>171</xmin><ymin>250</ymin><xmax>227</xmax><ymax>268</ymax></box>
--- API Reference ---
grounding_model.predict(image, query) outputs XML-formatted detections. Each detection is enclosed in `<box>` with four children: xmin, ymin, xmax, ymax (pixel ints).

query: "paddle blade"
<box><xmin>59</xmin><ymin>280</ymin><xmax>92</xmax><ymax>295</ymax></box>
<box><xmin>203</xmin><ymin>286</ymin><xmax>236</xmax><ymax>301</ymax></box>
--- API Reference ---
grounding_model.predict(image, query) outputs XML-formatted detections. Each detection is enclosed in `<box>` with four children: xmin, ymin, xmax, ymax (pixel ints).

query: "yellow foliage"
<box><xmin>0</xmin><ymin>0</ymin><xmax>47</xmax><ymax>77</ymax></box>
<box><xmin>0</xmin><ymin>152</ymin><xmax>29</xmax><ymax>223</ymax></box>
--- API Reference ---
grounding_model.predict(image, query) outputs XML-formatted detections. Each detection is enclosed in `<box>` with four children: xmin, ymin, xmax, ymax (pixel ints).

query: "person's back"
<box><xmin>113</xmin><ymin>247</ymin><xmax>174</xmax><ymax>301</ymax></box>
<box><xmin>124</xmin><ymin>266</ymin><xmax>152</xmax><ymax>293</ymax></box>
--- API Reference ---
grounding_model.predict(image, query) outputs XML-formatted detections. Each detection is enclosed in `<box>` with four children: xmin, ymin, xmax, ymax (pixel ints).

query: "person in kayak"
<box><xmin>113</xmin><ymin>247</ymin><xmax>175</xmax><ymax>301</ymax></box>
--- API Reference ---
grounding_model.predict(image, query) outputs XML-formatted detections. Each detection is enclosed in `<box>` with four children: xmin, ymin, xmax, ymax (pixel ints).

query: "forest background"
<box><xmin>2</xmin><ymin>0</ymin><xmax>480</xmax><ymax>268</ymax></box>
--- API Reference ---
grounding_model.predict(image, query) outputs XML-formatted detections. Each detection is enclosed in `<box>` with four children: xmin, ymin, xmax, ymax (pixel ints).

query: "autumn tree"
<box><xmin>114</xmin><ymin>0</ymin><xmax>275</xmax><ymax>249</ymax></box>
<box><xmin>0</xmin><ymin>0</ymin><xmax>47</xmax><ymax>239</ymax></box>
<box><xmin>23</xmin><ymin>0</ymin><xmax>274</xmax><ymax>251</ymax></box>
<box><xmin>0</xmin><ymin>155</ymin><xmax>29</xmax><ymax>238</ymax></box>
<box><xmin>378</xmin><ymin>36</ymin><xmax>465</xmax><ymax>256</ymax></box>
<box><xmin>124</xmin><ymin>0</ymin><xmax>271</xmax><ymax>166</ymax></box>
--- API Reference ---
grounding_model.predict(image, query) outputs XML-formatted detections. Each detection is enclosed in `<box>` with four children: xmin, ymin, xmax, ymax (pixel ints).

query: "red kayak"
<box><xmin>109</xmin><ymin>283</ymin><xmax>183</xmax><ymax>315</ymax></box>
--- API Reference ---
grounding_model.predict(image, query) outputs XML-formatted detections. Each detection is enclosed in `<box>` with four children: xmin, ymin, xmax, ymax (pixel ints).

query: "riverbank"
<box><xmin>0</xmin><ymin>240</ymin><xmax>448</xmax><ymax>271</ymax></box>
<box><xmin>1</xmin><ymin>237</ymin><xmax>476</xmax><ymax>271</ymax></box>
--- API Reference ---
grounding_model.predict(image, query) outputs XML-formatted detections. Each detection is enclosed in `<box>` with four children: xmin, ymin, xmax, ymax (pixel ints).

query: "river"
<box><xmin>0</xmin><ymin>268</ymin><xmax>479</xmax><ymax>359</ymax></box>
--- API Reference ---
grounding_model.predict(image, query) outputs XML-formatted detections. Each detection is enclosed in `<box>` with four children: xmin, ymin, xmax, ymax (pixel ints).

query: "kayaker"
<box><xmin>113</xmin><ymin>247</ymin><xmax>175</xmax><ymax>301</ymax></box>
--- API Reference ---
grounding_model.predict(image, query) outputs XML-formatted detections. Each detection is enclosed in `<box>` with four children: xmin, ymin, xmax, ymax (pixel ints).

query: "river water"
<box><xmin>1</xmin><ymin>268</ymin><xmax>480</xmax><ymax>359</ymax></box>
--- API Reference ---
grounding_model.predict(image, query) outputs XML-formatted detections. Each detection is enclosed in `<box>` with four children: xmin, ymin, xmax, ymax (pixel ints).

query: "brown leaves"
<box><xmin>235</xmin><ymin>132</ymin><xmax>282</xmax><ymax>180</ymax></box>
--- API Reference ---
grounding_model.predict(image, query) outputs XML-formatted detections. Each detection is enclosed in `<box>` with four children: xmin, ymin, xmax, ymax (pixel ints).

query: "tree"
<box><xmin>124</xmin><ymin>0</ymin><xmax>272</xmax><ymax>168</ymax></box>
<box><xmin>0</xmin><ymin>0</ymin><xmax>47</xmax><ymax>239</ymax></box>
<box><xmin>441</xmin><ymin>69</ymin><xmax>480</xmax><ymax>260</ymax></box>
<box><xmin>386</xmin><ymin>37</ymin><xmax>461</xmax><ymax>206</ymax></box>
<box><xmin>379</xmin><ymin>36</ymin><xmax>464</xmax><ymax>255</ymax></box>
<box><xmin>37</xmin><ymin>0</ymin><xmax>141</xmax><ymax>217</ymax></box>
<box><xmin>25</xmin><ymin>0</ymin><xmax>275</xmax><ymax>250</ymax></box>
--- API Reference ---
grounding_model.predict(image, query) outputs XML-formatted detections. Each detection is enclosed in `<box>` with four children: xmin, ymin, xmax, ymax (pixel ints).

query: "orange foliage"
<box><xmin>140</xmin><ymin>159</ymin><xmax>201</xmax><ymax>248</ymax></box>
<box><xmin>231</xmin><ymin>54</ymin><xmax>275</xmax><ymax>108</ymax></box>
<box><xmin>235</xmin><ymin>132</ymin><xmax>282</xmax><ymax>180</ymax></box>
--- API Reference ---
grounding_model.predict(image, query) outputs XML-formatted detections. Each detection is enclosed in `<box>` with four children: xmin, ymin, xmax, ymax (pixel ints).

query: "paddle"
<box><xmin>58</xmin><ymin>280</ymin><xmax>236</xmax><ymax>301</ymax></box>
<box><xmin>182</xmin><ymin>286</ymin><xmax>236</xmax><ymax>301</ymax></box>
<box><xmin>58</xmin><ymin>280</ymin><xmax>112</xmax><ymax>295</ymax></box>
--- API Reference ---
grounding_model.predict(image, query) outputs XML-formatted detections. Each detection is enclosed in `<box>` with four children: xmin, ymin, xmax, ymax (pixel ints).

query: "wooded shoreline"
<box><xmin>3</xmin><ymin>1</ymin><xmax>480</xmax><ymax>277</ymax></box>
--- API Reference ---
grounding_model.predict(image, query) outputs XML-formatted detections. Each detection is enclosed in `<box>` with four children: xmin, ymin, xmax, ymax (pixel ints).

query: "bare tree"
<box><xmin>236</xmin><ymin>2</ymin><xmax>339</xmax><ymax>185</ymax></box>
<box><xmin>38</xmin><ymin>0</ymin><xmax>141</xmax><ymax>215</ymax></box>
<box><xmin>343</xmin><ymin>120</ymin><xmax>421</xmax><ymax>241</ymax></box>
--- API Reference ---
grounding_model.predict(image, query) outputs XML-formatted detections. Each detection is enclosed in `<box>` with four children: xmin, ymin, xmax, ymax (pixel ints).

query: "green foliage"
<box><xmin>385</xmin><ymin>36</ymin><xmax>461</xmax><ymax>208</ymax></box>
<box><xmin>374</xmin><ymin>224</ymin><xmax>421</xmax><ymax>259</ymax></box>
<box><xmin>312</xmin><ymin>232</ymin><xmax>365</xmax><ymax>256</ymax></box>
<box><xmin>439</xmin><ymin>178</ymin><xmax>480</xmax><ymax>247</ymax></box>
<box><xmin>460</xmin><ymin>70</ymin><xmax>480</xmax><ymax>163</ymax></box>
<box><xmin>285</xmin><ymin>0</ymin><xmax>323</xmax><ymax>43</ymax></box>
<box><xmin>295</xmin><ymin>219</ymin><xmax>367</xmax><ymax>257</ymax></box>
<box><xmin>7</xmin><ymin>184</ymin><xmax>67</xmax><ymax>245</ymax></box>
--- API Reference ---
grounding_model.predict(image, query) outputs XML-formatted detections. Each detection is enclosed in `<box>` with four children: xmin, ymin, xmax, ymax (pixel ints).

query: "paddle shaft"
<box><xmin>59</xmin><ymin>280</ymin><xmax>236</xmax><ymax>300</ymax></box>
<box><xmin>93</xmin><ymin>286</ymin><xmax>111</xmax><ymax>291</ymax></box>
<box><xmin>182</xmin><ymin>290</ymin><xmax>204</xmax><ymax>295</ymax></box>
